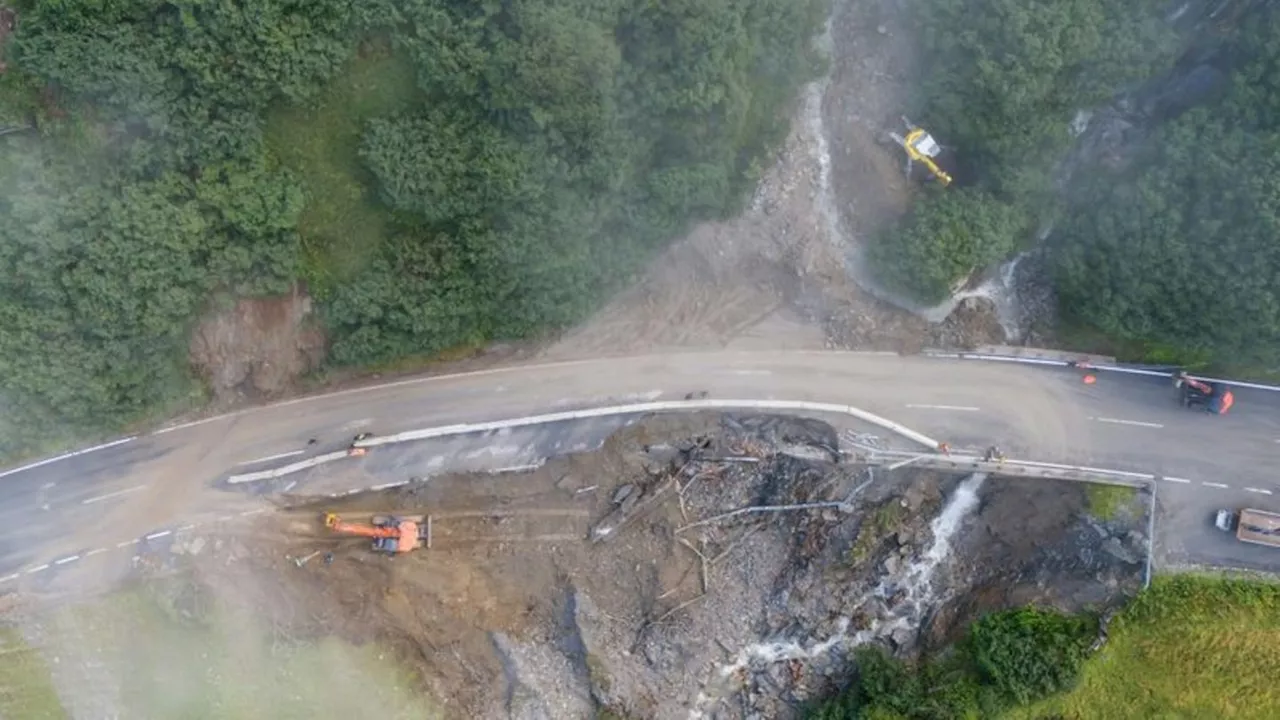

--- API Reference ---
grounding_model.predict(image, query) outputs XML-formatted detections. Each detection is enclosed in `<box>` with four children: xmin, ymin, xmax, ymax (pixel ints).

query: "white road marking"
<box><xmin>0</xmin><ymin>435</ymin><xmax>136</xmax><ymax>479</ymax></box>
<box><xmin>731</xmin><ymin>370</ymin><xmax>772</xmax><ymax>376</ymax></box>
<box><xmin>179</xmin><ymin>524</ymin><xmax>195</xmax><ymax>532</ymax></box>
<box><xmin>1091</xmin><ymin>417</ymin><xmax>1164</xmax><ymax>429</ymax></box>
<box><xmin>282</xmin><ymin>481</ymin><xmax>297</xmax><ymax>492</ymax></box>
<box><xmin>369</xmin><ymin>481</ymin><xmax>409</xmax><ymax>491</ymax></box>
<box><xmin>26</xmin><ymin>564</ymin><xmax>49</xmax><ymax>574</ymax></box>
<box><xmin>84</xmin><ymin>548</ymin><xmax>108</xmax><ymax>558</ymax></box>
<box><xmin>235</xmin><ymin>450</ymin><xmax>304</xmax><ymax>466</ymax></box>
<box><xmin>41</xmin><ymin>482</ymin><xmax>56</xmax><ymax>489</ymax></box>
<box><xmin>80</xmin><ymin>484</ymin><xmax>148</xmax><ymax>505</ymax></box>
<box><xmin>144</xmin><ymin>530</ymin><xmax>172</xmax><ymax>540</ymax></box>
<box><xmin>241</xmin><ymin>508</ymin><xmax>268</xmax><ymax>516</ymax></box>
<box><xmin>54</xmin><ymin>555</ymin><xmax>79</xmax><ymax>565</ymax></box>
<box><xmin>1162</xmin><ymin>476</ymin><xmax>1192</xmax><ymax>484</ymax></box>
<box><xmin>905</xmin><ymin>404</ymin><xmax>980</xmax><ymax>412</ymax></box>
<box><xmin>1245</xmin><ymin>487</ymin><xmax>1273</xmax><ymax>495</ymax></box>
<box><xmin>0</xmin><ymin>573</ymin><xmax>18</xmax><ymax>583</ymax></box>
<box><xmin>117</xmin><ymin>540</ymin><xmax>136</xmax><ymax>549</ymax></box>
<box><xmin>339</xmin><ymin>418</ymin><xmax>373</xmax><ymax>432</ymax></box>
<box><xmin>1203</xmin><ymin>482</ymin><xmax>1229</xmax><ymax>489</ymax></box>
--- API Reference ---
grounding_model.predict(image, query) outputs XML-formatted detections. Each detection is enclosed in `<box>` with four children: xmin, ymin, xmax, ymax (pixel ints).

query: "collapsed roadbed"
<box><xmin>121</xmin><ymin>413</ymin><xmax>1148</xmax><ymax>718</ymax></box>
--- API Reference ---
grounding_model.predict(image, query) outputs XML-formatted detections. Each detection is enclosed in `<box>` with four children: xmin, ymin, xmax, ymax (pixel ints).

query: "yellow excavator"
<box><xmin>888</xmin><ymin>117</ymin><xmax>952</xmax><ymax>186</ymax></box>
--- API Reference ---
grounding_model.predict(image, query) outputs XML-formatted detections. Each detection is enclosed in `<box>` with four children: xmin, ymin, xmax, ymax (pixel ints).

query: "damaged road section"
<box><xmin>102</xmin><ymin>412</ymin><xmax>1146</xmax><ymax>720</ymax></box>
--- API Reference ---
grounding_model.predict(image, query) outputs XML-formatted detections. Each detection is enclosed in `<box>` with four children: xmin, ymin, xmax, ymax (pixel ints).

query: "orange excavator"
<box><xmin>323</xmin><ymin>512</ymin><xmax>431</xmax><ymax>554</ymax></box>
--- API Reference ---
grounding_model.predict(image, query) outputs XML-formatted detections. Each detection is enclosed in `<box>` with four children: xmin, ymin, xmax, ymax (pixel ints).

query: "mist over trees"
<box><xmin>0</xmin><ymin>0</ymin><xmax>827</xmax><ymax>455</ymax></box>
<box><xmin>1051</xmin><ymin>6</ymin><xmax>1280</xmax><ymax>369</ymax></box>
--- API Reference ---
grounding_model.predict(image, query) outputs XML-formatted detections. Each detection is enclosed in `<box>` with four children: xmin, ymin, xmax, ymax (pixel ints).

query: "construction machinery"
<box><xmin>323</xmin><ymin>512</ymin><xmax>431</xmax><ymax>554</ymax></box>
<box><xmin>888</xmin><ymin>116</ymin><xmax>953</xmax><ymax>186</ymax></box>
<box><xmin>1175</xmin><ymin>371</ymin><xmax>1235</xmax><ymax>415</ymax></box>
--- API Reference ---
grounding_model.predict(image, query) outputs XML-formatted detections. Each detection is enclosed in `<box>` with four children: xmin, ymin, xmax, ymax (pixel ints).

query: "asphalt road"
<box><xmin>4</xmin><ymin>350</ymin><xmax>1280</xmax><ymax>587</ymax></box>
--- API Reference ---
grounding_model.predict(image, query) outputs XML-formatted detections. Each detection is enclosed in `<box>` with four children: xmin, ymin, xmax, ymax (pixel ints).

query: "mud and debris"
<box><xmin>189</xmin><ymin>285</ymin><xmax>327</xmax><ymax>403</ymax></box>
<box><xmin>105</xmin><ymin>413</ymin><xmax>1144</xmax><ymax>719</ymax></box>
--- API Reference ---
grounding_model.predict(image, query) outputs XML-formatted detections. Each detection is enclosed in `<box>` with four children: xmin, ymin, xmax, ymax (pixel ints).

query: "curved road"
<box><xmin>4</xmin><ymin>350</ymin><xmax>1279</xmax><ymax>587</ymax></box>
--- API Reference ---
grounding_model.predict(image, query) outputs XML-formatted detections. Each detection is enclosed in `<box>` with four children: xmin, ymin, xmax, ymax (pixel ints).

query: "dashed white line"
<box><xmin>369</xmin><ymin>481</ymin><xmax>409</xmax><ymax>491</ymax></box>
<box><xmin>81</xmin><ymin>484</ymin><xmax>147</xmax><ymax>505</ymax></box>
<box><xmin>731</xmin><ymin>370</ymin><xmax>773</xmax><ymax>376</ymax></box>
<box><xmin>1203</xmin><ymin>482</ymin><xmax>1229</xmax><ymax>489</ymax></box>
<box><xmin>0</xmin><ymin>573</ymin><xmax>18</xmax><ymax>583</ymax></box>
<box><xmin>282</xmin><ymin>480</ymin><xmax>297</xmax><ymax>492</ymax></box>
<box><xmin>1091</xmin><ymin>417</ymin><xmax>1164</xmax><ymax>429</ymax></box>
<box><xmin>54</xmin><ymin>555</ymin><xmax>80</xmax><ymax>565</ymax></box>
<box><xmin>85</xmin><ymin>548</ymin><xmax>108</xmax><ymax>558</ymax></box>
<box><xmin>241</xmin><ymin>508</ymin><xmax>268</xmax><ymax>516</ymax></box>
<box><xmin>1162</xmin><ymin>476</ymin><xmax>1192</xmax><ymax>484</ymax></box>
<box><xmin>1245</xmin><ymin>487</ymin><xmax>1273</xmax><ymax>495</ymax></box>
<box><xmin>179</xmin><ymin>524</ymin><xmax>196</xmax><ymax>532</ymax></box>
<box><xmin>144</xmin><ymin>530</ymin><xmax>172</xmax><ymax>541</ymax></box>
<box><xmin>235</xmin><ymin>449</ymin><xmax>305</xmax><ymax>466</ymax></box>
<box><xmin>116</xmin><ymin>540</ymin><xmax>136</xmax><ymax>549</ymax></box>
<box><xmin>905</xmin><ymin>404</ymin><xmax>981</xmax><ymax>412</ymax></box>
<box><xmin>26</xmin><ymin>564</ymin><xmax>49</xmax><ymax>574</ymax></box>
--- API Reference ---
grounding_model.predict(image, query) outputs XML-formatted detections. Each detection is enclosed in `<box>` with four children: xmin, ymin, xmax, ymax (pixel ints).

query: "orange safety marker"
<box><xmin>1082</xmin><ymin>374</ymin><xmax>1097</xmax><ymax>384</ymax></box>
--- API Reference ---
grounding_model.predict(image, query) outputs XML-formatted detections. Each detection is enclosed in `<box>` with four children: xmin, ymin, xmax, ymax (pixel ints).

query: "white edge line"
<box><xmin>116</xmin><ymin>540</ymin><xmax>136</xmax><ymax>549</ymax></box>
<box><xmin>225</xmin><ymin>399</ymin><xmax>940</xmax><ymax>485</ymax></box>
<box><xmin>0</xmin><ymin>573</ymin><xmax>18</xmax><ymax>583</ymax></box>
<box><xmin>369</xmin><ymin>481</ymin><xmax>409</xmax><ymax>491</ymax></box>
<box><xmin>905</xmin><ymin>404</ymin><xmax>981</xmax><ymax>412</ymax></box>
<box><xmin>144</xmin><ymin>530</ymin><xmax>172</xmax><ymax>540</ymax></box>
<box><xmin>0</xmin><ymin>436</ymin><xmax>136</xmax><ymax>480</ymax></box>
<box><xmin>1245</xmin><ymin>487</ymin><xmax>1273</xmax><ymax>495</ymax></box>
<box><xmin>85</xmin><ymin>548</ymin><xmax>108</xmax><ymax>557</ymax></box>
<box><xmin>1162</xmin><ymin>476</ymin><xmax>1192</xmax><ymax>484</ymax></box>
<box><xmin>53</xmin><ymin>556</ymin><xmax>79</xmax><ymax>565</ymax></box>
<box><xmin>235</xmin><ymin>449</ymin><xmax>305</xmax><ymax>466</ymax></box>
<box><xmin>1203</xmin><ymin>482</ymin><xmax>1229</xmax><ymax>489</ymax></box>
<box><xmin>25</xmin><ymin>564</ymin><xmax>49</xmax><ymax>574</ymax></box>
<box><xmin>1093</xmin><ymin>417</ymin><xmax>1164</xmax><ymax>429</ymax></box>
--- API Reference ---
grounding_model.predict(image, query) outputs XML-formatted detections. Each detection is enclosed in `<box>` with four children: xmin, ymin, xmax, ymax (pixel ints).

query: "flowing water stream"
<box><xmin>687</xmin><ymin>473</ymin><xmax>987</xmax><ymax>718</ymax></box>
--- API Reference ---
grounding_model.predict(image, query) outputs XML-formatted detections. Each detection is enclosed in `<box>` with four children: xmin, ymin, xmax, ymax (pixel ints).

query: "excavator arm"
<box><xmin>324</xmin><ymin>512</ymin><xmax>398</xmax><ymax>539</ymax></box>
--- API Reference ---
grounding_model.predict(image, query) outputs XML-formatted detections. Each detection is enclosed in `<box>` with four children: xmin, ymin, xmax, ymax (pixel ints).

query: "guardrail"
<box><xmin>924</xmin><ymin>347</ymin><xmax>1280</xmax><ymax>393</ymax></box>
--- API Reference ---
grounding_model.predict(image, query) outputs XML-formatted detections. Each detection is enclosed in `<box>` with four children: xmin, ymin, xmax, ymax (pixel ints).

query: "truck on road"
<box><xmin>1215</xmin><ymin>508</ymin><xmax>1280</xmax><ymax>547</ymax></box>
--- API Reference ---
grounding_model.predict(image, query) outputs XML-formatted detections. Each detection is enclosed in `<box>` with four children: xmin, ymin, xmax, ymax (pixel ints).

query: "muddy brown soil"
<box><xmin>136</xmin><ymin>414</ymin><xmax>1144</xmax><ymax>720</ymax></box>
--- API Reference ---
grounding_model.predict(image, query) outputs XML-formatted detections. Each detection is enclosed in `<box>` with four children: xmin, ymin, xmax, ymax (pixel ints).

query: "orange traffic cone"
<box><xmin>1082</xmin><ymin>374</ymin><xmax>1097</xmax><ymax>385</ymax></box>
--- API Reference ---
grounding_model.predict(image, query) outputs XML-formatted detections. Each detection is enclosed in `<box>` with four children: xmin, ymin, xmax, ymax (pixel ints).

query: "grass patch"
<box><xmin>0</xmin><ymin>626</ymin><xmax>66</xmax><ymax>719</ymax></box>
<box><xmin>1005</xmin><ymin>575</ymin><xmax>1280</xmax><ymax>720</ymax></box>
<box><xmin>43</xmin><ymin>588</ymin><xmax>440</xmax><ymax>719</ymax></box>
<box><xmin>849</xmin><ymin>501</ymin><xmax>905</xmax><ymax>566</ymax></box>
<box><xmin>1084</xmin><ymin>484</ymin><xmax>1137</xmax><ymax>521</ymax></box>
<box><xmin>265</xmin><ymin>39</ymin><xmax>418</xmax><ymax>294</ymax></box>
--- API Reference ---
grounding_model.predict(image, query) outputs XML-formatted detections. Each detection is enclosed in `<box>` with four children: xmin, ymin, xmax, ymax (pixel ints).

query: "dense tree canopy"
<box><xmin>869</xmin><ymin>187</ymin><xmax>1025</xmax><ymax>304</ymax></box>
<box><xmin>0</xmin><ymin>0</ymin><xmax>826</xmax><ymax>455</ymax></box>
<box><xmin>1050</xmin><ymin>6</ymin><xmax>1280</xmax><ymax>367</ymax></box>
<box><xmin>870</xmin><ymin>0</ymin><xmax>1178</xmax><ymax>304</ymax></box>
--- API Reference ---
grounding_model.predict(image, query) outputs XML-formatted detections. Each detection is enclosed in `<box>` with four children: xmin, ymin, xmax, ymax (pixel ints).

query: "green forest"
<box><xmin>0</xmin><ymin>0</ymin><xmax>827</xmax><ymax>456</ymax></box>
<box><xmin>873</xmin><ymin>0</ymin><xmax>1280</xmax><ymax>373</ymax></box>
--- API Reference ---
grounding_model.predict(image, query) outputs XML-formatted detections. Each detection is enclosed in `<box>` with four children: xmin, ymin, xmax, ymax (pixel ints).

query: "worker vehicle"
<box><xmin>887</xmin><ymin>117</ymin><xmax>953</xmax><ymax>186</ymax></box>
<box><xmin>1175</xmin><ymin>371</ymin><xmax>1234</xmax><ymax>415</ymax></box>
<box><xmin>1214</xmin><ymin>508</ymin><xmax>1280</xmax><ymax>548</ymax></box>
<box><xmin>323</xmin><ymin>512</ymin><xmax>431</xmax><ymax>554</ymax></box>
